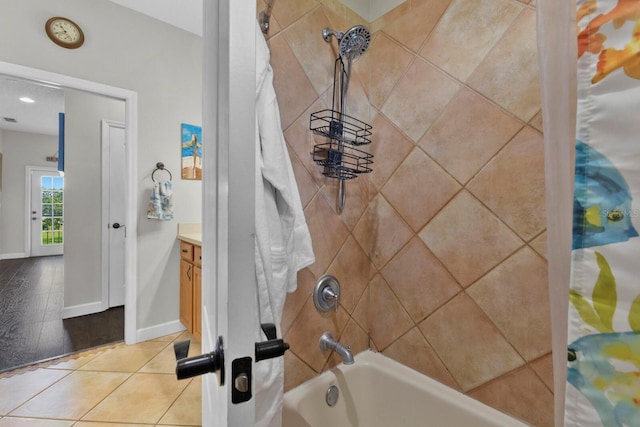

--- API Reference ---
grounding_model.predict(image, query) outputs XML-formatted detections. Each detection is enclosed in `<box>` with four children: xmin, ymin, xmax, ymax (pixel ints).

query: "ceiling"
<box><xmin>0</xmin><ymin>1</ymin><xmax>201</xmax><ymax>136</ymax></box>
<box><xmin>0</xmin><ymin>75</ymin><xmax>65</xmax><ymax>136</ymax></box>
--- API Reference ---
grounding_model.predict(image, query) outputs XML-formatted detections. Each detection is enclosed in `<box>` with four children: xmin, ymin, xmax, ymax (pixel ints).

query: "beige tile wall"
<box><xmin>262</xmin><ymin>0</ymin><xmax>553</xmax><ymax>425</ymax></box>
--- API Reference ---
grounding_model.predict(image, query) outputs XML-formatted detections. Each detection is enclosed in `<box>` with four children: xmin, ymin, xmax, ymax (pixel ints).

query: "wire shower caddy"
<box><xmin>310</xmin><ymin>56</ymin><xmax>373</xmax><ymax>183</ymax></box>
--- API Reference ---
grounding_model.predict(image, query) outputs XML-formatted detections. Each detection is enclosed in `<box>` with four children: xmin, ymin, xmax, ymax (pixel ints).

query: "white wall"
<box><xmin>0</xmin><ymin>130</ymin><xmax>57</xmax><ymax>257</ymax></box>
<box><xmin>0</xmin><ymin>130</ymin><xmax>4</xmax><ymax>216</ymax></box>
<box><xmin>0</xmin><ymin>0</ymin><xmax>202</xmax><ymax>333</ymax></box>
<box><xmin>63</xmin><ymin>90</ymin><xmax>124</xmax><ymax>309</ymax></box>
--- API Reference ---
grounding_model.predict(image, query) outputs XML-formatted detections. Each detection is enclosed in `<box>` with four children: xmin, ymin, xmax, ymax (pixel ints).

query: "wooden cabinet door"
<box><xmin>193</xmin><ymin>265</ymin><xmax>202</xmax><ymax>341</ymax></box>
<box><xmin>180</xmin><ymin>259</ymin><xmax>193</xmax><ymax>331</ymax></box>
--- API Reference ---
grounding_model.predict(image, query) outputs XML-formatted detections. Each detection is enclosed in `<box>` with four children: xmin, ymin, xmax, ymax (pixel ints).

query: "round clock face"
<box><xmin>46</xmin><ymin>17</ymin><xmax>84</xmax><ymax>49</ymax></box>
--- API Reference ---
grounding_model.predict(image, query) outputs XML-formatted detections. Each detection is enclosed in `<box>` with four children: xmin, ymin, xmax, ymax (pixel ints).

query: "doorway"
<box><xmin>0</xmin><ymin>61</ymin><xmax>138</xmax><ymax>349</ymax></box>
<box><xmin>29</xmin><ymin>168</ymin><xmax>64</xmax><ymax>257</ymax></box>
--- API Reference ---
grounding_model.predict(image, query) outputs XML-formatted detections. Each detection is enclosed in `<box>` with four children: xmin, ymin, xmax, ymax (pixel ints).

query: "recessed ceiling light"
<box><xmin>19</xmin><ymin>97</ymin><xmax>35</xmax><ymax>103</ymax></box>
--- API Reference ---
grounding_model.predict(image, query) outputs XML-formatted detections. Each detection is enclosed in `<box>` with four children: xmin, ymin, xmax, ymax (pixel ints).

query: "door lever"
<box><xmin>174</xmin><ymin>336</ymin><xmax>225</xmax><ymax>385</ymax></box>
<box><xmin>255</xmin><ymin>323</ymin><xmax>290</xmax><ymax>362</ymax></box>
<box><xmin>111</xmin><ymin>222</ymin><xmax>126</xmax><ymax>237</ymax></box>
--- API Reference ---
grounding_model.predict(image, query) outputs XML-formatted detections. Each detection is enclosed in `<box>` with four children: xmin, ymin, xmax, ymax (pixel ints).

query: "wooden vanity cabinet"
<box><xmin>193</xmin><ymin>245</ymin><xmax>202</xmax><ymax>340</ymax></box>
<box><xmin>179</xmin><ymin>241</ymin><xmax>201</xmax><ymax>341</ymax></box>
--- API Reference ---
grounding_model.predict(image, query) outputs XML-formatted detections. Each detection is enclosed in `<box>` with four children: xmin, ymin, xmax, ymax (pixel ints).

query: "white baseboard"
<box><xmin>136</xmin><ymin>320</ymin><xmax>186</xmax><ymax>343</ymax></box>
<box><xmin>62</xmin><ymin>301</ymin><xmax>105</xmax><ymax>319</ymax></box>
<box><xmin>0</xmin><ymin>252</ymin><xmax>27</xmax><ymax>260</ymax></box>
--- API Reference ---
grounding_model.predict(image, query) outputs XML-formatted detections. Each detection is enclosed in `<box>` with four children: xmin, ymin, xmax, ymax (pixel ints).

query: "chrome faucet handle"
<box><xmin>322</xmin><ymin>287</ymin><xmax>339</xmax><ymax>311</ymax></box>
<box><xmin>313</xmin><ymin>275</ymin><xmax>341</xmax><ymax>312</ymax></box>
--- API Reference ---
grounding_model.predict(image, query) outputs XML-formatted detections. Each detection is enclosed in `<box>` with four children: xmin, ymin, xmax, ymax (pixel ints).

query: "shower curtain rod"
<box><xmin>259</xmin><ymin>0</ymin><xmax>275</xmax><ymax>34</ymax></box>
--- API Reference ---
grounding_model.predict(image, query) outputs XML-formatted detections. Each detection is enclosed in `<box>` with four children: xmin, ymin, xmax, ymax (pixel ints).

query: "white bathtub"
<box><xmin>283</xmin><ymin>350</ymin><xmax>528</xmax><ymax>427</ymax></box>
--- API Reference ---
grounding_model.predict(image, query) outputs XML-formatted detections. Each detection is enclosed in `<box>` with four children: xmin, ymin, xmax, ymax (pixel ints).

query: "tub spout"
<box><xmin>319</xmin><ymin>332</ymin><xmax>354</xmax><ymax>365</ymax></box>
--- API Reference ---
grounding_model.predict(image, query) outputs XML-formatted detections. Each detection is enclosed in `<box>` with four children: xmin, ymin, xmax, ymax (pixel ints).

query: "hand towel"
<box><xmin>147</xmin><ymin>181</ymin><xmax>174</xmax><ymax>221</ymax></box>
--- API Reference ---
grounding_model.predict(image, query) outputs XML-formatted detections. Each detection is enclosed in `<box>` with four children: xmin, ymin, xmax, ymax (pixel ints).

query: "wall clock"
<box><xmin>45</xmin><ymin>17</ymin><xmax>85</xmax><ymax>49</ymax></box>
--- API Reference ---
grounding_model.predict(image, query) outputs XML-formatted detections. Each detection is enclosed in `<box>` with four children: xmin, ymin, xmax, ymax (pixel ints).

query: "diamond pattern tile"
<box><xmin>381</xmin><ymin>0</ymin><xmax>452</xmax><ymax>52</ymax></box>
<box><xmin>469</xmin><ymin>367</ymin><xmax>554</xmax><ymax>427</ymax></box>
<box><xmin>368</xmin><ymin>113</ymin><xmax>414</xmax><ymax>191</ymax></box>
<box><xmin>420</xmin><ymin>0</ymin><xmax>522</xmax><ymax>81</ymax></box>
<box><xmin>467</xmin><ymin>247</ymin><xmax>551</xmax><ymax>361</ymax></box>
<box><xmin>271</xmin><ymin>0</ymin><xmax>319</xmax><ymax>29</ymax></box>
<box><xmin>381</xmin><ymin>237</ymin><xmax>461</xmax><ymax>322</ymax></box>
<box><xmin>284</xmin><ymin>7</ymin><xmax>339</xmax><ymax>96</ymax></box>
<box><xmin>383</xmin><ymin>327</ymin><xmax>459</xmax><ymax>390</ymax></box>
<box><xmin>381</xmin><ymin>147</ymin><xmax>461</xmax><ymax>231</ymax></box>
<box><xmin>353</xmin><ymin>194</ymin><xmax>414</xmax><ymax>270</ymax></box>
<box><xmin>326</xmin><ymin>236</ymin><xmax>372</xmax><ymax>314</ymax></box>
<box><xmin>284</xmin><ymin>350</ymin><xmax>316</xmax><ymax>392</ymax></box>
<box><xmin>368</xmin><ymin>33</ymin><xmax>415</xmax><ymax>109</ymax></box>
<box><xmin>304</xmin><ymin>192</ymin><xmax>350</xmax><ymax>276</ymax></box>
<box><xmin>419</xmin><ymin>293</ymin><xmax>524</xmax><ymax>391</ymax></box>
<box><xmin>381</xmin><ymin>59</ymin><xmax>460</xmax><ymax>142</ymax></box>
<box><xmin>268</xmin><ymin>34</ymin><xmax>319</xmax><ymax>130</ymax></box>
<box><xmin>466</xmin><ymin>9</ymin><xmax>541</xmax><ymax>121</ymax></box>
<box><xmin>467</xmin><ymin>127</ymin><xmax>546</xmax><ymax>241</ymax></box>
<box><xmin>529</xmin><ymin>231</ymin><xmax>548</xmax><ymax>259</ymax></box>
<box><xmin>419</xmin><ymin>88</ymin><xmax>522</xmax><ymax>184</ymax></box>
<box><xmin>369</xmin><ymin>274</ymin><xmax>414</xmax><ymax>350</ymax></box>
<box><xmin>281</xmin><ymin>267</ymin><xmax>316</xmax><ymax>337</ymax></box>
<box><xmin>419</xmin><ymin>191</ymin><xmax>523</xmax><ymax>287</ymax></box>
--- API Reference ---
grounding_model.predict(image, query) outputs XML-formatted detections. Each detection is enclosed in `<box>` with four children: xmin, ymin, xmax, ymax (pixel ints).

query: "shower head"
<box><xmin>322</xmin><ymin>25</ymin><xmax>371</xmax><ymax>61</ymax></box>
<box><xmin>339</xmin><ymin>25</ymin><xmax>370</xmax><ymax>61</ymax></box>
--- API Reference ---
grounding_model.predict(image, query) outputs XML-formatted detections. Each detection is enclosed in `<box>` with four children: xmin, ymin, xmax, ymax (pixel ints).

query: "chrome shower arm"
<box><xmin>323</xmin><ymin>28</ymin><xmax>344</xmax><ymax>43</ymax></box>
<box><xmin>259</xmin><ymin>0</ymin><xmax>276</xmax><ymax>34</ymax></box>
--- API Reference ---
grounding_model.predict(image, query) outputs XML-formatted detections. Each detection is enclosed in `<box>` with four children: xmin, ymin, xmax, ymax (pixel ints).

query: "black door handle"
<box><xmin>255</xmin><ymin>323</ymin><xmax>290</xmax><ymax>362</ymax></box>
<box><xmin>175</xmin><ymin>337</ymin><xmax>225</xmax><ymax>385</ymax></box>
<box><xmin>112</xmin><ymin>223</ymin><xmax>123</xmax><ymax>229</ymax></box>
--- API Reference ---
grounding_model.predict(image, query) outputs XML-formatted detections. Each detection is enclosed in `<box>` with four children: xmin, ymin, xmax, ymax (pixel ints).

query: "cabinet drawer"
<box><xmin>180</xmin><ymin>241</ymin><xmax>193</xmax><ymax>262</ymax></box>
<box><xmin>194</xmin><ymin>245</ymin><xmax>202</xmax><ymax>267</ymax></box>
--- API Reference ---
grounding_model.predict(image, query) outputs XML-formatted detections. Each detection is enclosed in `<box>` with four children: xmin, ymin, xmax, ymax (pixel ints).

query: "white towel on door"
<box><xmin>253</xmin><ymin>21</ymin><xmax>315</xmax><ymax>427</ymax></box>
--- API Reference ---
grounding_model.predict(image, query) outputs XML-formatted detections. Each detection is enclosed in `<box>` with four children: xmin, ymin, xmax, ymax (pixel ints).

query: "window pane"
<box><xmin>52</xmin><ymin>191</ymin><xmax>63</xmax><ymax>203</ymax></box>
<box><xmin>42</xmin><ymin>231</ymin><xmax>53</xmax><ymax>245</ymax></box>
<box><xmin>42</xmin><ymin>191</ymin><xmax>53</xmax><ymax>204</ymax></box>
<box><xmin>53</xmin><ymin>204</ymin><xmax>63</xmax><ymax>216</ymax></box>
<box><xmin>54</xmin><ymin>231</ymin><xmax>63</xmax><ymax>244</ymax></box>
<box><xmin>53</xmin><ymin>218</ymin><xmax>64</xmax><ymax>230</ymax></box>
<box><xmin>53</xmin><ymin>177</ymin><xmax>64</xmax><ymax>190</ymax></box>
<box><xmin>41</xmin><ymin>176</ymin><xmax>52</xmax><ymax>190</ymax></box>
<box><xmin>42</xmin><ymin>218</ymin><xmax>52</xmax><ymax>231</ymax></box>
<box><xmin>43</xmin><ymin>205</ymin><xmax>53</xmax><ymax>216</ymax></box>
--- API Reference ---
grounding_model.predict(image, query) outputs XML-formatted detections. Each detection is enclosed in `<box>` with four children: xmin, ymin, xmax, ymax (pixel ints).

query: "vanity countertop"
<box><xmin>177</xmin><ymin>233</ymin><xmax>201</xmax><ymax>246</ymax></box>
<box><xmin>177</xmin><ymin>223</ymin><xmax>202</xmax><ymax>246</ymax></box>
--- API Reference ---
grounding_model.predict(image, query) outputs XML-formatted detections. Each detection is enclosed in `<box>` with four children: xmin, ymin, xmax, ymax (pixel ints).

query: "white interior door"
<box><xmin>102</xmin><ymin>120</ymin><xmax>126</xmax><ymax>308</ymax></box>
<box><xmin>29</xmin><ymin>167</ymin><xmax>64</xmax><ymax>257</ymax></box>
<box><xmin>201</xmin><ymin>1</ymin><xmax>257</xmax><ymax>425</ymax></box>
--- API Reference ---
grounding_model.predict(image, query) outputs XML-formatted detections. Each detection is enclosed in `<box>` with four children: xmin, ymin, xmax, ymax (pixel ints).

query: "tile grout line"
<box><xmin>1</xmin><ymin>334</ymin><xmax>199</xmax><ymax>425</ymax></box>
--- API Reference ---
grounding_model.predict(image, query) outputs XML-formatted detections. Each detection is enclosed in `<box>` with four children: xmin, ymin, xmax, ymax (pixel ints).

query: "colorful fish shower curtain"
<box><xmin>567</xmin><ymin>0</ymin><xmax>640</xmax><ymax>425</ymax></box>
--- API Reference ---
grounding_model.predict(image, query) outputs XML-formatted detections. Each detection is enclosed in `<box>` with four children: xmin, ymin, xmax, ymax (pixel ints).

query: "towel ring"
<box><xmin>152</xmin><ymin>162</ymin><xmax>173</xmax><ymax>182</ymax></box>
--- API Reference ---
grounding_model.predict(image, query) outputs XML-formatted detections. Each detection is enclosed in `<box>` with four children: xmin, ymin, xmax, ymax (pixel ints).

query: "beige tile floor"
<box><xmin>0</xmin><ymin>332</ymin><xmax>202</xmax><ymax>426</ymax></box>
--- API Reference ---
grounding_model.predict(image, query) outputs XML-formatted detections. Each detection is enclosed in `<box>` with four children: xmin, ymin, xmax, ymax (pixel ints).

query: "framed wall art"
<box><xmin>181</xmin><ymin>123</ymin><xmax>202</xmax><ymax>180</ymax></box>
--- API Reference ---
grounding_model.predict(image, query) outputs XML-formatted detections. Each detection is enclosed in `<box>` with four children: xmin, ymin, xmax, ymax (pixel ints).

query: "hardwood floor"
<box><xmin>0</xmin><ymin>256</ymin><xmax>124</xmax><ymax>372</ymax></box>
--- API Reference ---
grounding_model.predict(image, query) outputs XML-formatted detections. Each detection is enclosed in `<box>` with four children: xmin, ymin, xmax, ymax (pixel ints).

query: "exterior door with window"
<box><xmin>30</xmin><ymin>168</ymin><xmax>64</xmax><ymax>257</ymax></box>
